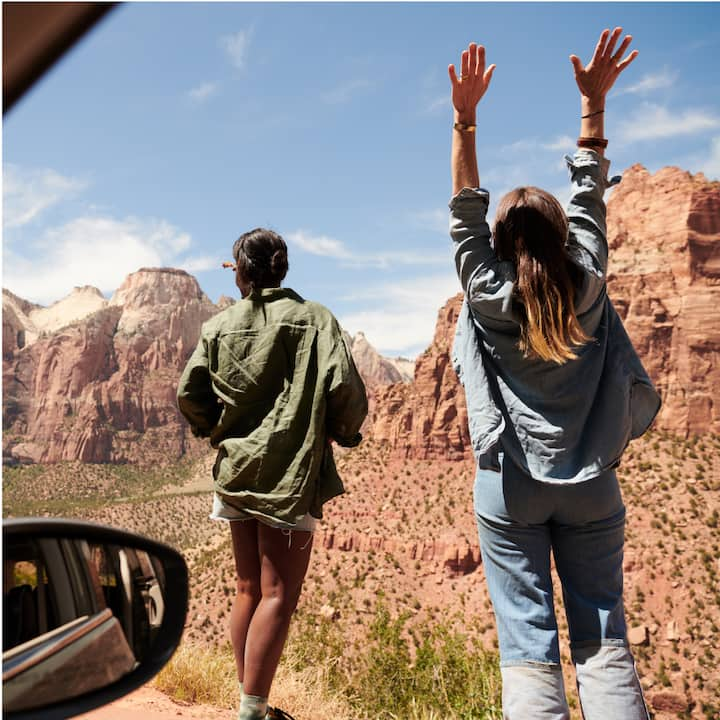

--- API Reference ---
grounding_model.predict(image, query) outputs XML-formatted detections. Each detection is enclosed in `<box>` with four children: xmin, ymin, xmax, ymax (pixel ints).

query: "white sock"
<box><xmin>238</xmin><ymin>692</ymin><xmax>268</xmax><ymax>720</ymax></box>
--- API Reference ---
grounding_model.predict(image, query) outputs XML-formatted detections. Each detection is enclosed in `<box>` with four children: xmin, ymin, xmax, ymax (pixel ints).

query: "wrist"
<box><xmin>454</xmin><ymin>109</ymin><xmax>477</xmax><ymax>125</ymax></box>
<box><xmin>581</xmin><ymin>95</ymin><xmax>605</xmax><ymax>114</ymax></box>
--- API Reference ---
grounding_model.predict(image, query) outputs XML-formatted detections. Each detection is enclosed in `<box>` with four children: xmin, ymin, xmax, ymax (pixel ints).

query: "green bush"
<box><xmin>288</xmin><ymin>601</ymin><xmax>502</xmax><ymax>719</ymax></box>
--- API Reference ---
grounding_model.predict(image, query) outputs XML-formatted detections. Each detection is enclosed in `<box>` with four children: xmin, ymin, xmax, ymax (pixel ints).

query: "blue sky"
<box><xmin>3</xmin><ymin>2</ymin><xmax>719</xmax><ymax>357</ymax></box>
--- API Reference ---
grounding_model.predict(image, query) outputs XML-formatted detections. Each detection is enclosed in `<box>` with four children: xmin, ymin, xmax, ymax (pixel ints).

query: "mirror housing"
<box><xmin>3</xmin><ymin>518</ymin><xmax>188</xmax><ymax>720</ymax></box>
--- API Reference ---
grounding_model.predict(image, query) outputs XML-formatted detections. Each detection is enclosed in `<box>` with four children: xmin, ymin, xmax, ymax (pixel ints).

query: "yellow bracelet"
<box><xmin>453</xmin><ymin>122</ymin><xmax>476</xmax><ymax>132</ymax></box>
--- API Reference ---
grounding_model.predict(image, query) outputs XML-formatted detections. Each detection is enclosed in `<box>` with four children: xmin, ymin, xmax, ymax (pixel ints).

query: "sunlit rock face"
<box><xmin>605</xmin><ymin>165</ymin><xmax>720</xmax><ymax>436</ymax></box>
<box><xmin>349</xmin><ymin>331</ymin><xmax>406</xmax><ymax>387</ymax></box>
<box><xmin>3</xmin><ymin>268</ymin><xmax>218</xmax><ymax>464</ymax></box>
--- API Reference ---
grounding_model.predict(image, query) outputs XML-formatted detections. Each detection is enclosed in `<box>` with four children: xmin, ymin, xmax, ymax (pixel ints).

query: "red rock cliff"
<box><xmin>369</xmin><ymin>295</ymin><xmax>471</xmax><ymax>460</ymax></box>
<box><xmin>606</xmin><ymin>165</ymin><xmax>720</xmax><ymax>435</ymax></box>
<box><xmin>3</xmin><ymin>269</ymin><xmax>218</xmax><ymax>465</ymax></box>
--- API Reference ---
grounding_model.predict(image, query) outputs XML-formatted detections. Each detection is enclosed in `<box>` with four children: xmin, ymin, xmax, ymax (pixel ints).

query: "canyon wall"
<box><xmin>3</xmin><ymin>269</ymin><xmax>217</xmax><ymax>465</ymax></box>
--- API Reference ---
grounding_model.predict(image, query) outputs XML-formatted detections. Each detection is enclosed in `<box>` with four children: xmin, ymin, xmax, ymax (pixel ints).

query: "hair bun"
<box><xmin>270</xmin><ymin>248</ymin><xmax>288</xmax><ymax>275</ymax></box>
<box><xmin>232</xmin><ymin>228</ymin><xmax>289</xmax><ymax>289</ymax></box>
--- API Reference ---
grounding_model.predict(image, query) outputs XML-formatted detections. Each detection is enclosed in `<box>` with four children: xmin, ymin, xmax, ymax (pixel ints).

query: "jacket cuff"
<box><xmin>565</xmin><ymin>150</ymin><xmax>621</xmax><ymax>190</ymax></box>
<box><xmin>333</xmin><ymin>432</ymin><xmax>362</xmax><ymax>448</ymax></box>
<box><xmin>449</xmin><ymin>187</ymin><xmax>491</xmax><ymax>211</ymax></box>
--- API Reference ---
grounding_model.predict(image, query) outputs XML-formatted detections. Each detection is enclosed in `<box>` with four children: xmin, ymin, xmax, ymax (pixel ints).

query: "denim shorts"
<box><xmin>209</xmin><ymin>493</ymin><xmax>318</xmax><ymax>532</ymax></box>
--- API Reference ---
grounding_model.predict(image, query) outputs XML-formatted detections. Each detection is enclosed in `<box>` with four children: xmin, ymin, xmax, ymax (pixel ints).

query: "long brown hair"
<box><xmin>493</xmin><ymin>187</ymin><xmax>590</xmax><ymax>364</ymax></box>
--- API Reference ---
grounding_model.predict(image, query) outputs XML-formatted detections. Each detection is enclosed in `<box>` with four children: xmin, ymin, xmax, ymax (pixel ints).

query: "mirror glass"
<box><xmin>3</xmin><ymin>533</ymin><xmax>169</xmax><ymax>713</ymax></box>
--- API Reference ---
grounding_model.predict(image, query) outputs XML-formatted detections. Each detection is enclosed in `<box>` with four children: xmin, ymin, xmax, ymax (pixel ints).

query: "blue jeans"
<box><xmin>473</xmin><ymin>456</ymin><xmax>649</xmax><ymax>719</ymax></box>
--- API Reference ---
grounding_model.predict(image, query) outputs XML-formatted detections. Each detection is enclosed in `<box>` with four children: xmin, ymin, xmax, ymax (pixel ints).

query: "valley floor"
<box><xmin>4</xmin><ymin>431</ymin><xmax>719</xmax><ymax>719</ymax></box>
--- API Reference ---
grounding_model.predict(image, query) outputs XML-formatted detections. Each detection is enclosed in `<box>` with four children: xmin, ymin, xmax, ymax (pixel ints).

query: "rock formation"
<box><xmin>318</xmin><ymin>527</ymin><xmax>480</xmax><ymax>577</ymax></box>
<box><xmin>388</xmin><ymin>357</ymin><xmax>415</xmax><ymax>384</ymax></box>
<box><xmin>346</xmin><ymin>330</ymin><xmax>413</xmax><ymax>427</ymax></box>
<box><xmin>3</xmin><ymin>290</ymin><xmax>41</xmax><ymax>357</ymax></box>
<box><xmin>2</xmin><ymin>273</ymin><xmax>407</xmax><ymax>465</ymax></box>
<box><xmin>349</xmin><ymin>331</ymin><xmax>407</xmax><ymax>386</ymax></box>
<box><xmin>606</xmin><ymin>165</ymin><xmax>720</xmax><ymax>435</ymax></box>
<box><xmin>369</xmin><ymin>295</ymin><xmax>471</xmax><ymax>461</ymax></box>
<box><xmin>3</xmin><ymin>269</ymin><xmax>217</xmax><ymax>465</ymax></box>
<box><xmin>3</xmin><ymin>163</ymin><xmax>717</xmax><ymax>464</ymax></box>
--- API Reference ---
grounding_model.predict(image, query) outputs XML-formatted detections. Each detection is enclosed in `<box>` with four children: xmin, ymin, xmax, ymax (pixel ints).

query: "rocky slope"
<box><xmin>6</xmin><ymin>431</ymin><xmax>717</xmax><ymax>718</ymax></box>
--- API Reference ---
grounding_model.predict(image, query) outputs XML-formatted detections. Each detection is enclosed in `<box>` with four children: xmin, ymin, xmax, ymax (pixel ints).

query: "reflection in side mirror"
<box><xmin>3</xmin><ymin>519</ymin><xmax>188</xmax><ymax>720</ymax></box>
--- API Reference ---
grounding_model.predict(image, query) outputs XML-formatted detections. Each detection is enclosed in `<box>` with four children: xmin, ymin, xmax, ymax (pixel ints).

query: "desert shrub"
<box><xmin>287</xmin><ymin>602</ymin><xmax>502</xmax><ymax>719</ymax></box>
<box><xmin>154</xmin><ymin>642</ymin><xmax>238</xmax><ymax>707</ymax></box>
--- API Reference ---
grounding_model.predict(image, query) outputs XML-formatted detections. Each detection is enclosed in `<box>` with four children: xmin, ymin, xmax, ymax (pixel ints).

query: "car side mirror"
<box><xmin>3</xmin><ymin>518</ymin><xmax>188</xmax><ymax>720</ymax></box>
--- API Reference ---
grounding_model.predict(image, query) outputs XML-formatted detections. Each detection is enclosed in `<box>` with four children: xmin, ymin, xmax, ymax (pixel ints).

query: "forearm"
<box><xmin>177</xmin><ymin>340</ymin><xmax>221</xmax><ymax>435</ymax></box>
<box><xmin>452</xmin><ymin>110</ymin><xmax>479</xmax><ymax>194</ymax></box>
<box><xmin>565</xmin><ymin>151</ymin><xmax>610</xmax><ymax>277</ymax></box>
<box><xmin>580</xmin><ymin>95</ymin><xmax>606</xmax><ymax>156</ymax></box>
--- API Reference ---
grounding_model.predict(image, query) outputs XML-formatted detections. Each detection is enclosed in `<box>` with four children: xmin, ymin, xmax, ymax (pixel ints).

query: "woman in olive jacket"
<box><xmin>178</xmin><ymin>228</ymin><xmax>367</xmax><ymax>720</ymax></box>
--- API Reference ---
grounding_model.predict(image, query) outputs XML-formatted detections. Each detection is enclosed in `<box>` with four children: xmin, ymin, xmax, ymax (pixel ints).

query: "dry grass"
<box><xmin>153</xmin><ymin>643</ymin><xmax>238</xmax><ymax>708</ymax></box>
<box><xmin>153</xmin><ymin>641</ymin><xmax>358</xmax><ymax>720</ymax></box>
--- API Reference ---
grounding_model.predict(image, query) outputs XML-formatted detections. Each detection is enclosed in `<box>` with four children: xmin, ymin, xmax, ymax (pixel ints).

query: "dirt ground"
<box><xmin>77</xmin><ymin>686</ymin><xmax>228</xmax><ymax>720</ymax></box>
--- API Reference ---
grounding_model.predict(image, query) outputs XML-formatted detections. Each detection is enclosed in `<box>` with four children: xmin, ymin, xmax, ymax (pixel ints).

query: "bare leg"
<box><xmin>230</xmin><ymin>520</ymin><xmax>262</xmax><ymax>684</ymax></box>
<box><xmin>242</xmin><ymin>525</ymin><xmax>313</xmax><ymax>697</ymax></box>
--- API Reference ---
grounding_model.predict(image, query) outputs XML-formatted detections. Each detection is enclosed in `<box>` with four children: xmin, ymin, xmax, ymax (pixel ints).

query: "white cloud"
<box><xmin>424</xmin><ymin>94</ymin><xmax>449</xmax><ymax>114</ymax></box>
<box><xmin>338</xmin><ymin>273</ymin><xmax>461</xmax><ymax>356</ymax></box>
<box><xmin>180</xmin><ymin>255</ymin><xmax>221</xmax><ymax>273</ymax></box>
<box><xmin>698</xmin><ymin>136</ymin><xmax>720</xmax><ymax>180</ymax></box>
<box><xmin>321</xmin><ymin>79</ymin><xmax>372</xmax><ymax>105</ymax></box>
<box><xmin>616</xmin><ymin>69</ymin><xmax>677</xmax><ymax>96</ymax></box>
<box><xmin>619</xmin><ymin>103</ymin><xmax>720</xmax><ymax>142</ymax></box>
<box><xmin>286</xmin><ymin>229</ymin><xmax>447</xmax><ymax>269</ymax></box>
<box><xmin>3</xmin><ymin>164</ymin><xmax>87</xmax><ymax>228</ymax></box>
<box><xmin>286</xmin><ymin>231</ymin><xmax>353</xmax><ymax>260</ymax></box>
<box><xmin>187</xmin><ymin>82</ymin><xmax>218</xmax><ymax>103</ymax></box>
<box><xmin>220</xmin><ymin>28</ymin><xmax>253</xmax><ymax>70</ymax></box>
<box><xmin>409</xmin><ymin>208</ymin><xmax>449</xmax><ymax>235</ymax></box>
<box><xmin>500</xmin><ymin>135</ymin><xmax>574</xmax><ymax>153</ymax></box>
<box><xmin>3</xmin><ymin>215</ymin><xmax>209</xmax><ymax>305</ymax></box>
<box><xmin>542</xmin><ymin>135</ymin><xmax>575</xmax><ymax>152</ymax></box>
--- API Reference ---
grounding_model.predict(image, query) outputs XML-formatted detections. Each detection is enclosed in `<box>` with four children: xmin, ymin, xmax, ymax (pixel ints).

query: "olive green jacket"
<box><xmin>177</xmin><ymin>287</ymin><xmax>368</xmax><ymax>526</ymax></box>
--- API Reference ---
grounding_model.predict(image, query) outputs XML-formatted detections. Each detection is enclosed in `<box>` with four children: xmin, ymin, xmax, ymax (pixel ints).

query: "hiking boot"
<box><xmin>266</xmin><ymin>708</ymin><xmax>297</xmax><ymax>720</ymax></box>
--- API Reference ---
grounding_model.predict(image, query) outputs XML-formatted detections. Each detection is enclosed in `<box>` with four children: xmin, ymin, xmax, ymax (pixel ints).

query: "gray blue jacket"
<box><xmin>451</xmin><ymin>150</ymin><xmax>661</xmax><ymax>483</ymax></box>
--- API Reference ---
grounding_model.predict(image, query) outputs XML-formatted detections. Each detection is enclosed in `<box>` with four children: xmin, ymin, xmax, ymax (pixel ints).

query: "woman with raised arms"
<box><xmin>448</xmin><ymin>29</ymin><xmax>659</xmax><ymax>719</ymax></box>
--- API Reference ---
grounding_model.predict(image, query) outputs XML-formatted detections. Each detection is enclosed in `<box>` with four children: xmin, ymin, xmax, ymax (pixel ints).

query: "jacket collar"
<box><xmin>246</xmin><ymin>286</ymin><xmax>302</xmax><ymax>302</ymax></box>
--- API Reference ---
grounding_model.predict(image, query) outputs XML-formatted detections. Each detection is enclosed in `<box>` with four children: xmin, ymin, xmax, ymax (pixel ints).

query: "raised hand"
<box><xmin>570</xmin><ymin>27</ymin><xmax>638</xmax><ymax>104</ymax></box>
<box><xmin>448</xmin><ymin>43</ymin><xmax>496</xmax><ymax>121</ymax></box>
